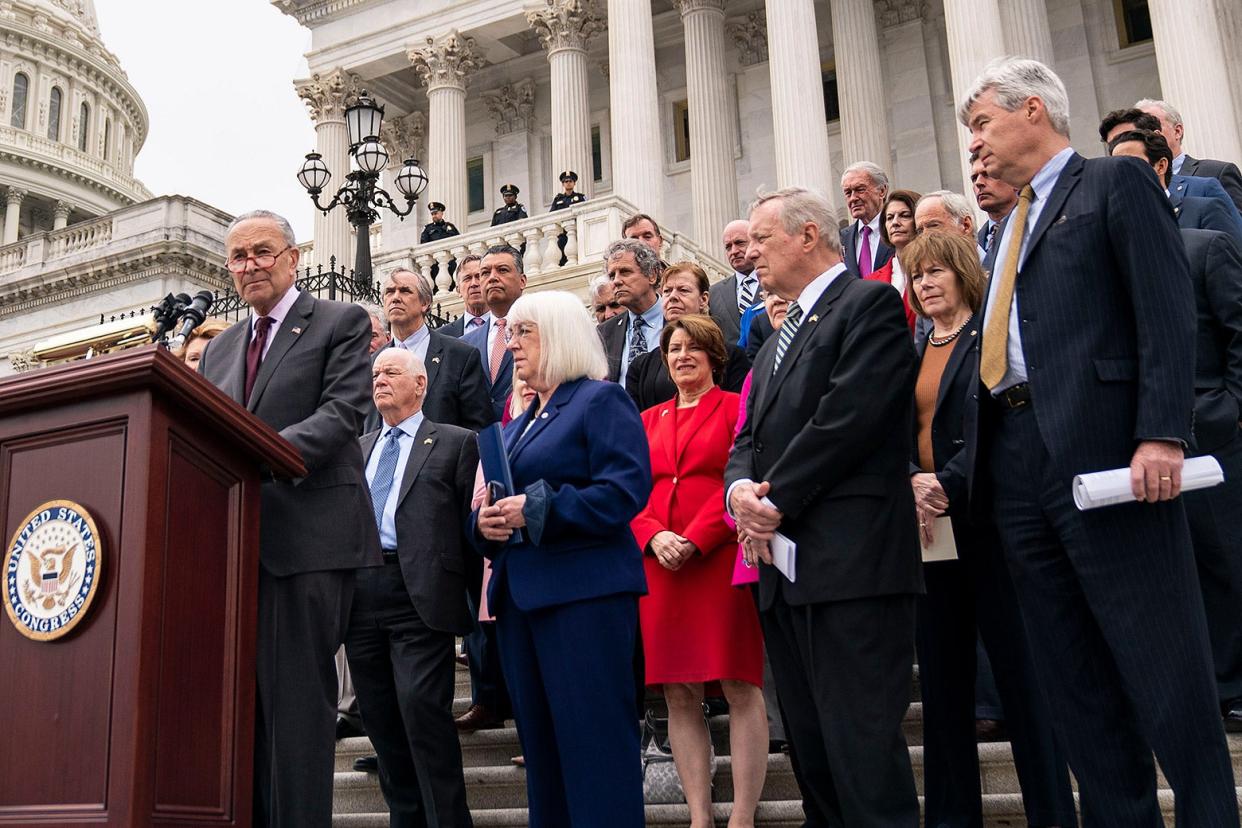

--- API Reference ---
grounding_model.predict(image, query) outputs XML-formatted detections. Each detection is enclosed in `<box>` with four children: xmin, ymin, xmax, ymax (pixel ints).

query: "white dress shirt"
<box><xmin>853</xmin><ymin>214</ymin><xmax>883</xmax><ymax>267</ymax></box>
<box><xmin>393</xmin><ymin>324</ymin><xmax>431</xmax><ymax>364</ymax></box>
<box><xmin>735</xmin><ymin>270</ymin><xmax>760</xmax><ymax>310</ymax></box>
<box><xmin>250</xmin><ymin>285</ymin><xmax>301</xmax><ymax>360</ymax></box>
<box><xmin>365</xmin><ymin>410</ymin><xmax>425</xmax><ymax>550</ymax></box>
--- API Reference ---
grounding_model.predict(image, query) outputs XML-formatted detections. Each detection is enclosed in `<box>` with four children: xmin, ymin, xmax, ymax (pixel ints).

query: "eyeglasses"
<box><xmin>226</xmin><ymin>245</ymin><xmax>294</xmax><ymax>274</ymax></box>
<box><xmin>505</xmin><ymin>324</ymin><xmax>537</xmax><ymax>343</ymax></box>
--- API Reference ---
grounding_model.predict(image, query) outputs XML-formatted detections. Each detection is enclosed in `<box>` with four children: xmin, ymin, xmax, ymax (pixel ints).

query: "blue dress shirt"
<box><xmin>619</xmin><ymin>296</ymin><xmax>665</xmax><ymax>380</ymax></box>
<box><xmin>365</xmin><ymin>410</ymin><xmax>425</xmax><ymax>549</ymax></box>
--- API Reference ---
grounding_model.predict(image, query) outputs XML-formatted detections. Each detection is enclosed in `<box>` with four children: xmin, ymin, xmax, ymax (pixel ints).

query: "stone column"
<box><xmin>527</xmin><ymin>0</ymin><xmax>600</xmax><ymax>198</ymax></box>
<box><xmin>607</xmin><ymin>0</ymin><xmax>664</xmax><ymax>218</ymax></box>
<box><xmin>765</xmin><ymin>0</ymin><xmax>835</xmax><ymax>206</ymax></box>
<box><xmin>674</xmin><ymin>0</ymin><xmax>738</xmax><ymax>247</ymax></box>
<box><xmin>52</xmin><ymin>200</ymin><xmax>71</xmax><ymax>230</ymax></box>
<box><xmin>295</xmin><ymin>68</ymin><xmax>360</xmax><ymax>271</ymax></box>
<box><xmin>942</xmin><ymin>0</ymin><xmax>1005</xmax><ymax>191</ymax></box>
<box><xmin>380</xmin><ymin>111</ymin><xmax>428</xmax><ymax>252</ymax></box>
<box><xmin>831</xmin><ymin>0</ymin><xmax>892</xmax><ymax>170</ymax></box>
<box><xmin>1148</xmin><ymin>0</ymin><xmax>1242</xmax><ymax>165</ymax></box>
<box><xmin>998</xmin><ymin>0</ymin><xmax>1054</xmax><ymax>65</ymax></box>
<box><xmin>410</xmin><ymin>31</ymin><xmax>482</xmax><ymax>231</ymax></box>
<box><xmin>3</xmin><ymin>187</ymin><xmax>24</xmax><ymax>244</ymax></box>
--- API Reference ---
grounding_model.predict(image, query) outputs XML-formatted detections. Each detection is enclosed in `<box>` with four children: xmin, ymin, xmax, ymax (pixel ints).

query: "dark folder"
<box><xmin>478</xmin><ymin>422</ymin><xmax>517</xmax><ymax>497</ymax></box>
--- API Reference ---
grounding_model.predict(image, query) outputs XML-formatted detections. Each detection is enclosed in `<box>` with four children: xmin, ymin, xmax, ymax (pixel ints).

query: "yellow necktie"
<box><xmin>980</xmin><ymin>185</ymin><xmax>1036</xmax><ymax>391</ymax></box>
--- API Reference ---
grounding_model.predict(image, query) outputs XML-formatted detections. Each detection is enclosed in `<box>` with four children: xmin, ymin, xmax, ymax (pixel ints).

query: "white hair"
<box><xmin>917</xmin><ymin>190</ymin><xmax>975</xmax><ymax>227</ymax></box>
<box><xmin>354</xmin><ymin>300</ymin><xmax>386</xmax><ymax>327</ymax></box>
<box><xmin>227</xmin><ymin>209</ymin><xmax>297</xmax><ymax>247</ymax></box>
<box><xmin>588</xmin><ymin>273</ymin><xmax>612</xmax><ymax>299</ymax></box>
<box><xmin>956</xmin><ymin>57</ymin><xmax>1071</xmax><ymax>138</ymax></box>
<box><xmin>749</xmin><ymin>187</ymin><xmax>843</xmax><ymax>254</ymax></box>
<box><xmin>841</xmin><ymin>161</ymin><xmax>890</xmax><ymax>193</ymax></box>
<box><xmin>1135</xmin><ymin>98</ymin><xmax>1183</xmax><ymax>128</ymax></box>
<box><xmin>507</xmin><ymin>290</ymin><xmax>608</xmax><ymax>385</ymax></box>
<box><xmin>374</xmin><ymin>345</ymin><xmax>427</xmax><ymax>380</ymax></box>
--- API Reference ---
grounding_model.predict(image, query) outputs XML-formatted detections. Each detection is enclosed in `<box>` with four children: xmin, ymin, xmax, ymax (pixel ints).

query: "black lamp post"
<box><xmin>296</xmin><ymin>91</ymin><xmax>429</xmax><ymax>289</ymax></box>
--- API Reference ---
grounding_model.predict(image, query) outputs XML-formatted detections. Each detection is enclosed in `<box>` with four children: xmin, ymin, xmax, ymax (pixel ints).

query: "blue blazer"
<box><xmin>476</xmin><ymin>378</ymin><xmax>651</xmax><ymax>612</ymax></box>
<box><xmin>1169</xmin><ymin>174</ymin><xmax>1242</xmax><ymax>242</ymax></box>
<box><xmin>1175</xmin><ymin>195</ymin><xmax>1242</xmax><ymax>250</ymax></box>
<box><xmin>463</xmin><ymin>319</ymin><xmax>514</xmax><ymax>421</ymax></box>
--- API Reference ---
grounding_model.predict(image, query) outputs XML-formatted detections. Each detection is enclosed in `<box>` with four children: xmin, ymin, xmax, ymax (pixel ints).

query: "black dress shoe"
<box><xmin>455</xmin><ymin>703</ymin><xmax>505</xmax><ymax>732</ymax></box>
<box><xmin>336</xmin><ymin>716</ymin><xmax>366</xmax><ymax>740</ymax></box>
<box><xmin>768</xmin><ymin>739</ymin><xmax>788</xmax><ymax>754</ymax></box>
<box><xmin>975</xmin><ymin>718</ymin><xmax>1008</xmax><ymax>742</ymax></box>
<box><xmin>353</xmin><ymin>754</ymin><xmax>378</xmax><ymax>773</ymax></box>
<box><xmin>1224</xmin><ymin>701</ymin><xmax>1242</xmax><ymax>733</ymax></box>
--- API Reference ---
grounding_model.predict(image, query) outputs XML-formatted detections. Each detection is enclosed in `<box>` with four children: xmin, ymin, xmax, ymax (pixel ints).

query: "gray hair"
<box><xmin>227</xmin><ymin>209</ymin><xmax>297</xmax><ymax>247</ymax></box>
<box><xmin>484</xmin><ymin>244</ymin><xmax>524</xmax><ymax>275</ymax></box>
<box><xmin>373</xmin><ymin>345</ymin><xmax>427</xmax><ymax>380</ymax></box>
<box><xmin>385</xmin><ymin>268</ymin><xmax>433</xmax><ymax>306</ymax></box>
<box><xmin>507</xmin><ymin>290</ymin><xmax>608</xmax><ymax>385</ymax></box>
<box><xmin>588</xmin><ymin>273</ymin><xmax>612</xmax><ymax>299</ymax></box>
<box><xmin>749</xmin><ymin>187</ymin><xmax>843</xmax><ymax>255</ymax></box>
<box><xmin>956</xmin><ymin>57</ymin><xmax>1071</xmax><ymax>138</ymax></box>
<box><xmin>1135</xmin><ymin>98</ymin><xmax>1183</xmax><ymax>128</ymax></box>
<box><xmin>604</xmin><ymin>238</ymin><xmax>662</xmax><ymax>279</ymax></box>
<box><xmin>458</xmin><ymin>253</ymin><xmax>482</xmax><ymax>270</ymax></box>
<box><xmin>918</xmin><ymin>190</ymin><xmax>975</xmax><ymax>227</ymax></box>
<box><xmin>354</xmin><ymin>300</ymin><xmax>386</xmax><ymax>327</ymax></box>
<box><xmin>841</xmin><ymin>161</ymin><xmax>890</xmax><ymax>193</ymax></box>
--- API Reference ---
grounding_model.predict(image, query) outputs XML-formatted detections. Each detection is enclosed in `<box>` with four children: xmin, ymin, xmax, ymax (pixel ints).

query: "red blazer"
<box><xmin>631</xmin><ymin>386</ymin><xmax>740</xmax><ymax>557</ymax></box>
<box><xmin>866</xmin><ymin>259</ymin><xmax>917</xmax><ymax>332</ymax></box>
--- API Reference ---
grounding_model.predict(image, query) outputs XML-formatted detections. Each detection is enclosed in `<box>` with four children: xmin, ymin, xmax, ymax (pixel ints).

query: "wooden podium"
<box><xmin>0</xmin><ymin>346</ymin><xmax>304</xmax><ymax>827</ymax></box>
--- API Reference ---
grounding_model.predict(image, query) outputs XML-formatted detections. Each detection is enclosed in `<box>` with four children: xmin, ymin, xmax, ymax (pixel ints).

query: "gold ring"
<box><xmin>919</xmin><ymin>521</ymin><xmax>926</xmax><ymax>528</ymax></box>
<box><xmin>1159</xmin><ymin>475</ymin><xmax>1172</xmax><ymax>481</ymax></box>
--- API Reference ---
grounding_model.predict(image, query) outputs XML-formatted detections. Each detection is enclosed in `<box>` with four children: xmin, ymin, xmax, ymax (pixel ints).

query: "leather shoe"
<box><xmin>353</xmin><ymin>754</ymin><xmax>378</xmax><ymax>773</ymax></box>
<box><xmin>455</xmin><ymin>703</ymin><xmax>504</xmax><ymax>732</ymax></box>
<box><xmin>336</xmin><ymin>716</ymin><xmax>365</xmax><ymax>740</ymax></box>
<box><xmin>1224</xmin><ymin>701</ymin><xmax>1242</xmax><ymax>733</ymax></box>
<box><xmin>975</xmin><ymin>719</ymin><xmax>1007</xmax><ymax>742</ymax></box>
<box><xmin>455</xmin><ymin>652</ymin><xmax>469</xmax><ymax>667</ymax></box>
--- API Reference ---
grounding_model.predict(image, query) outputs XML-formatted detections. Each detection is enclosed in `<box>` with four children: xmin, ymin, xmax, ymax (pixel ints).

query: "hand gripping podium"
<box><xmin>0</xmin><ymin>346</ymin><xmax>304</xmax><ymax>827</ymax></box>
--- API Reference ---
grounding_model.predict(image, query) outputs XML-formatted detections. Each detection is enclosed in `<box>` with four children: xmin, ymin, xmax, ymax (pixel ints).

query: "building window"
<box><xmin>48</xmin><ymin>87</ymin><xmax>62</xmax><ymax>141</ymax></box>
<box><xmin>78</xmin><ymin>102</ymin><xmax>89</xmax><ymax>152</ymax></box>
<box><xmin>467</xmin><ymin>155</ymin><xmax>484</xmax><ymax>213</ymax></box>
<box><xmin>1115</xmin><ymin>0</ymin><xmax>1152</xmax><ymax>47</ymax></box>
<box><xmin>822</xmin><ymin>65</ymin><xmax>840</xmax><ymax>123</ymax></box>
<box><xmin>591</xmin><ymin>124</ymin><xmax>603</xmax><ymax>182</ymax></box>
<box><xmin>103</xmin><ymin>118</ymin><xmax>111</xmax><ymax>160</ymax></box>
<box><xmin>11</xmin><ymin>72</ymin><xmax>28</xmax><ymax>128</ymax></box>
<box><xmin>673</xmin><ymin>99</ymin><xmax>690</xmax><ymax>163</ymax></box>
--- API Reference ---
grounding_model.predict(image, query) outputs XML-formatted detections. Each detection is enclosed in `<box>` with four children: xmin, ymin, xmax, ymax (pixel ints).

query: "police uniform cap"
<box><xmin>428</xmin><ymin>202</ymin><xmax>446</xmax><ymax>212</ymax></box>
<box><xmin>500</xmin><ymin>184</ymin><xmax>519</xmax><ymax>196</ymax></box>
<box><xmin>559</xmin><ymin>170</ymin><xmax>579</xmax><ymax>183</ymax></box>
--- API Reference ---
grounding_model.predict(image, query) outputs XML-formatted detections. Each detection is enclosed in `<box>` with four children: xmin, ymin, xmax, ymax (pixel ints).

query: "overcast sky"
<box><xmin>94</xmin><ymin>0</ymin><xmax>317</xmax><ymax>241</ymax></box>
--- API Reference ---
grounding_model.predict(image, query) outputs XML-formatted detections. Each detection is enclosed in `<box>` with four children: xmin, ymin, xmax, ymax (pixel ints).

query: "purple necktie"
<box><xmin>859</xmin><ymin>225</ymin><xmax>874</xmax><ymax>277</ymax></box>
<box><xmin>245</xmin><ymin>316</ymin><xmax>273</xmax><ymax>405</ymax></box>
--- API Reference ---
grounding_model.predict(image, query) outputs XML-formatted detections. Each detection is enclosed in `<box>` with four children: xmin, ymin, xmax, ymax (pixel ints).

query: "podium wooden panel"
<box><xmin>0</xmin><ymin>346</ymin><xmax>304</xmax><ymax>827</ymax></box>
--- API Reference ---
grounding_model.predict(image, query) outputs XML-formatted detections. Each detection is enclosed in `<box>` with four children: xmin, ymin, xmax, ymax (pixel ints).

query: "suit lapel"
<box><xmin>396</xmin><ymin>419</ymin><xmax>437</xmax><ymax>506</ymax></box>
<box><xmin>208</xmin><ymin>322</ymin><xmax>249</xmax><ymax>404</ymax></box>
<box><xmin>1168</xmin><ymin>177</ymin><xmax>1187</xmax><ymax>210</ymax></box>
<box><xmin>754</xmin><ymin>278</ymin><xmax>846</xmax><ymax>427</ymax></box>
<box><xmin>248</xmin><ymin>291</ymin><xmax>313</xmax><ymax>412</ymax></box>
<box><xmin>1021</xmin><ymin>153</ymin><xmax>1083</xmax><ymax>266</ymax></box>
<box><xmin>934</xmin><ymin>322</ymin><xmax>979</xmax><ymax>411</ymax></box>
<box><xmin>424</xmin><ymin>332</ymin><xmax>443</xmax><ymax>390</ymax></box>
<box><xmin>509</xmin><ymin>380</ymin><xmax>578</xmax><ymax>466</ymax></box>
<box><xmin>360</xmin><ymin>429</ymin><xmax>380</xmax><ymax>465</ymax></box>
<box><xmin>674</xmin><ymin>387</ymin><xmax>723</xmax><ymax>466</ymax></box>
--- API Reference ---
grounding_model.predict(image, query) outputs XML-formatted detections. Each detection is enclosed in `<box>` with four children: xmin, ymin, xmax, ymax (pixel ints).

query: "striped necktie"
<box><xmin>772</xmin><ymin>301</ymin><xmax>803</xmax><ymax>373</ymax></box>
<box><xmin>738</xmin><ymin>276</ymin><xmax>757</xmax><ymax>313</ymax></box>
<box><xmin>369</xmin><ymin>428</ymin><xmax>402</xmax><ymax>534</ymax></box>
<box><xmin>489</xmin><ymin>318</ymin><xmax>507</xmax><ymax>383</ymax></box>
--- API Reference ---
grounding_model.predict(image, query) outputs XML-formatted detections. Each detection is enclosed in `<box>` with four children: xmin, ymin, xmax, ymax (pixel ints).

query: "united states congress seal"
<box><xmin>3</xmin><ymin>500</ymin><xmax>102</xmax><ymax>641</ymax></box>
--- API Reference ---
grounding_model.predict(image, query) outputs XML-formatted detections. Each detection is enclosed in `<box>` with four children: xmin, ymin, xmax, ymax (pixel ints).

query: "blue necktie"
<box><xmin>369</xmin><ymin>428</ymin><xmax>402</xmax><ymax>534</ymax></box>
<box><xmin>773</xmin><ymin>301</ymin><xmax>804</xmax><ymax>373</ymax></box>
<box><xmin>629</xmin><ymin>314</ymin><xmax>647</xmax><ymax>356</ymax></box>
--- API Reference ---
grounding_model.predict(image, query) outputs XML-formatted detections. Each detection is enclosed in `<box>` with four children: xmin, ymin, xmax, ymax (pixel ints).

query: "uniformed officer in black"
<box><xmin>490</xmin><ymin>184</ymin><xmax>527</xmax><ymax>226</ymax></box>
<box><xmin>549</xmin><ymin>171</ymin><xmax>585</xmax><ymax>266</ymax></box>
<box><xmin>421</xmin><ymin>201</ymin><xmax>460</xmax><ymax>285</ymax></box>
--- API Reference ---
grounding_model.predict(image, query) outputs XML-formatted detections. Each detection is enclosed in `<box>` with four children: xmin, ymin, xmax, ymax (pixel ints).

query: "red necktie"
<box><xmin>490</xmin><ymin>318</ymin><xmax>507</xmax><ymax>383</ymax></box>
<box><xmin>245</xmin><ymin>316</ymin><xmax>273</xmax><ymax>405</ymax></box>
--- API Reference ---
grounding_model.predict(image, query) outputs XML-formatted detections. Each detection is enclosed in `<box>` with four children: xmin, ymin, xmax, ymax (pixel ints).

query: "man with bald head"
<box><xmin>708</xmin><ymin>219</ymin><xmax>760</xmax><ymax>343</ymax></box>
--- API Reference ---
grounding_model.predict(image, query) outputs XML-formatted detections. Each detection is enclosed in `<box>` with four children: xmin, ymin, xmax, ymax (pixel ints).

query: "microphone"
<box><xmin>151</xmin><ymin>293</ymin><xmax>191</xmax><ymax>342</ymax></box>
<box><xmin>167</xmin><ymin>291</ymin><xmax>215</xmax><ymax>351</ymax></box>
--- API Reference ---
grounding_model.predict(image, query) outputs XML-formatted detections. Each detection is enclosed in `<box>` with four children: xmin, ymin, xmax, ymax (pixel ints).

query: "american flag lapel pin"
<box><xmin>423</xmin><ymin>438</ymin><xmax>433</xmax><ymax>445</ymax></box>
<box><xmin>291</xmin><ymin>326</ymin><xmax>302</xmax><ymax>335</ymax></box>
<box><xmin>432</xmin><ymin>356</ymin><xmax>441</xmax><ymax>363</ymax></box>
<box><xmin>809</xmin><ymin>314</ymin><xmax>819</xmax><ymax>323</ymax></box>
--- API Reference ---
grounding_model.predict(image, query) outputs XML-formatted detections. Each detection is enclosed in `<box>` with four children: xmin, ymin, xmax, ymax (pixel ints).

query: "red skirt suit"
<box><xmin>631</xmin><ymin>386</ymin><xmax>764</xmax><ymax>687</ymax></box>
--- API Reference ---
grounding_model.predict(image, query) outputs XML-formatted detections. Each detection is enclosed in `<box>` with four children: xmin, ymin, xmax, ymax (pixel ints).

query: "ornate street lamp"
<box><xmin>296</xmin><ymin>91</ymin><xmax>428</xmax><ymax>288</ymax></box>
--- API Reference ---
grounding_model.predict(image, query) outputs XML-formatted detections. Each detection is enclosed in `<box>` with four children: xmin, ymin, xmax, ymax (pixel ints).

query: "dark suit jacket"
<box><xmin>463</xmin><ymin>319</ymin><xmax>513</xmax><ymax>420</ymax></box>
<box><xmin>965</xmin><ymin>153</ymin><xmax>1196</xmax><ymax>505</ymax></box>
<box><xmin>840</xmin><ymin>219</ymin><xmax>894</xmax><ymax>278</ymax></box>
<box><xmin>360</xmin><ymin>418</ymin><xmax>479</xmax><ymax>635</ymax></box>
<box><xmin>1181</xmin><ymin>228</ymin><xmax>1242</xmax><ymax>455</ymax></box>
<box><xmin>1169</xmin><ymin>175</ymin><xmax>1242</xmax><ymax>239</ymax></box>
<box><xmin>199</xmin><ymin>290</ymin><xmax>382</xmax><ymax>575</ymax></box>
<box><xmin>708</xmin><ymin>274</ymin><xmax>743</xmax><ymax>343</ymax></box>
<box><xmin>910</xmin><ymin>318</ymin><xmax>981</xmax><ymax>511</ymax></box>
<box><xmin>474</xmin><ymin>378</ymin><xmax>651</xmax><ymax>612</ymax></box>
<box><xmin>363</xmin><ymin>330</ymin><xmax>495</xmax><ymax>434</ymax></box>
<box><xmin>625</xmin><ymin>342</ymin><xmax>750</xmax><ymax>413</ymax></box>
<box><xmin>724</xmin><ymin>272</ymin><xmax>922</xmax><ymax>610</ymax></box>
<box><xmin>598</xmin><ymin>312</ymin><xmax>630</xmax><ymax>382</ymax></box>
<box><xmin>1175</xmin><ymin>195</ymin><xmax>1242</xmax><ymax>250</ymax></box>
<box><xmin>440</xmin><ymin>315</ymin><xmax>466</xmax><ymax>338</ymax></box>
<box><xmin>1179</xmin><ymin>155</ymin><xmax>1242</xmax><ymax>214</ymax></box>
<box><xmin>745</xmin><ymin>313</ymin><xmax>775</xmax><ymax>361</ymax></box>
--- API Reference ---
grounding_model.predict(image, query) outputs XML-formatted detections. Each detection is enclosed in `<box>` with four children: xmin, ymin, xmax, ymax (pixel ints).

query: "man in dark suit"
<box><xmin>970</xmin><ymin>154</ymin><xmax>1018</xmax><ymax>254</ymax></box>
<box><xmin>439</xmin><ymin>255</ymin><xmax>490</xmax><ymax>339</ymax></box>
<box><xmin>708</xmin><ymin>219</ymin><xmax>759</xmax><ymax>344</ymax></box>
<box><xmin>349</xmin><ymin>347</ymin><xmax>478</xmax><ymax>827</ymax></box>
<box><xmin>1180</xmin><ymin>227</ymin><xmax>1242</xmax><ymax>732</ymax></box>
<box><xmin>463</xmin><ymin>245</ymin><xmax>526</xmax><ymax>422</ymax></box>
<box><xmin>1138</xmin><ymin>98</ymin><xmax>1242</xmax><ymax>212</ymax></box>
<box><xmin>598</xmin><ymin>238</ymin><xmax>664</xmax><ymax>382</ymax></box>
<box><xmin>960</xmin><ymin>58</ymin><xmax>1237</xmax><ymax>824</ymax></box>
<box><xmin>199</xmin><ymin>210</ymin><xmax>381</xmax><ymax>828</ymax></box>
<box><xmin>726</xmin><ymin>187</ymin><xmax>922</xmax><ymax>826</ymax></box>
<box><xmin>839</xmin><ymin>161</ymin><xmax>893</xmax><ymax>278</ymax></box>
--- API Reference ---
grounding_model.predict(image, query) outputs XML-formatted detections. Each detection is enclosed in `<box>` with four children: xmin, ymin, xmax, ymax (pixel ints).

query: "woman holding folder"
<box><xmin>472</xmin><ymin>290</ymin><xmax>651</xmax><ymax>828</ymax></box>
<box><xmin>904</xmin><ymin>231</ymin><xmax>1076</xmax><ymax>828</ymax></box>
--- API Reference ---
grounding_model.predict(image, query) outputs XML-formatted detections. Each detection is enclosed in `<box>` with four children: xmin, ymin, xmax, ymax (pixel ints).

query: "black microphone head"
<box><xmin>173</xmin><ymin>292</ymin><xmax>192</xmax><ymax>307</ymax></box>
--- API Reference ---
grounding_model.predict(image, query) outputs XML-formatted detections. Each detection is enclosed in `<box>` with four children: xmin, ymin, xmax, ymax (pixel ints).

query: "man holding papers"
<box><xmin>726</xmin><ymin>186</ymin><xmax>923</xmax><ymax>826</ymax></box>
<box><xmin>959</xmin><ymin>58</ymin><xmax>1237</xmax><ymax>823</ymax></box>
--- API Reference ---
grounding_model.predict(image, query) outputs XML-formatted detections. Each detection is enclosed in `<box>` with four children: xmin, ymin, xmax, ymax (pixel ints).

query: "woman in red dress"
<box><xmin>631</xmin><ymin>313</ymin><xmax>767</xmax><ymax>828</ymax></box>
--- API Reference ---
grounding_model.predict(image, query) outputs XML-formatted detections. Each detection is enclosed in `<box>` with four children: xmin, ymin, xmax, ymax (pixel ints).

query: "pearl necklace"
<box><xmin>928</xmin><ymin>315</ymin><xmax>972</xmax><ymax>347</ymax></box>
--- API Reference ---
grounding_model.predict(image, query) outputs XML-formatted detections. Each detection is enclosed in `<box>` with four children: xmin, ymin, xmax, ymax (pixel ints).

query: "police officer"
<box><xmin>421</xmin><ymin>201</ymin><xmax>461</xmax><ymax>285</ymax></box>
<box><xmin>490</xmin><ymin>184</ymin><xmax>527</xmax><ymax>226</ymax></box>
<box><xmin>550</xmin><ymin>170</ymin><xmax>586</xmax><ymax>211</ymax></box>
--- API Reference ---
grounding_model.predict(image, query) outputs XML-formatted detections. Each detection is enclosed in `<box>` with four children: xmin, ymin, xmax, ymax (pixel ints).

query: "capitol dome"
<box><xmin>0</xmin><ymin>0</ymin><xmax>150</xmax><ymax>242</ymax></box>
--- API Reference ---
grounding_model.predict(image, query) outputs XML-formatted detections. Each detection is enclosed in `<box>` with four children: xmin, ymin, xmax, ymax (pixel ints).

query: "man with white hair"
<box><xmin>1136</xmin><ymin>98</ymin><xmax>1242</xmax><ymax>212</ymax></box>
<box><xmin>961</xmin><ymin>58</ymin><xmax>1238</xmax><ymax>823</ymax></box>
<box><xmin>726</xmin><ymin>186</ymin><xmax>921</xmax><ymax>825</ymax></box>
<box><xmin>914</xmin><ymin>190</ymin><xmax>983</xmax><ymax>256</ymax></box>
<box><xmin>589</xmin><ymin>273</ymin><xmax>622</xmax><ymax>323</ymax></box>
<box><xmin>839</xmin><ymin>161</ymin><xmax>893</xmax><ymax>278</ymax></box>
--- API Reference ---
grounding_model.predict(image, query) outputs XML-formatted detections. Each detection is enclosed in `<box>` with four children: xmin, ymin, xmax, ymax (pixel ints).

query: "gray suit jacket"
<box><xmin>599</xmin><ymin>312</ymin><xmax>630</xmax><ymax>382</ymax></box>
<box><xmin>360</xmin><ymin>418</ymin><xmax>479</xmax><ymax>635</ymax></box>
<box><xmin>199</xmin><ymin>290</ymin><xmax>382</xmax><ymax>576</ymax></box>
<box><xmin>708</xmin><ymin>274</ymin><xmax>742</xmax><ymax>344</ymax></box>
<box><xmin>1180</xmin><ymin>155</ymin><xmax>1242</xmax><ymax>214</ymax></box>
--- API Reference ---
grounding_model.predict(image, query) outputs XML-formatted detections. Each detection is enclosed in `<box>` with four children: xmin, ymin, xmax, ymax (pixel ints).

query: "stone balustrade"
<box><xmin>0</xmin><ymin>126</ymin><xmax>151</xmax><ymax>204</ymax></box>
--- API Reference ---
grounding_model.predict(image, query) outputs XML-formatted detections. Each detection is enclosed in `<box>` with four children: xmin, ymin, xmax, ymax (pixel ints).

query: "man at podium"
<box><xmin>198</xmin><ymin>209</ymin><xmax>381</xmax><ymax>828</ymax></box>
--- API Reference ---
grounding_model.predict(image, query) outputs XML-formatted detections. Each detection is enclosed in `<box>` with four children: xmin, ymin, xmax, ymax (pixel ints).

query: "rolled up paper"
<box><xmin>1072</xmin><ymin>455</ymin><xmax>1224</xmax><ymax>511</ymax></box>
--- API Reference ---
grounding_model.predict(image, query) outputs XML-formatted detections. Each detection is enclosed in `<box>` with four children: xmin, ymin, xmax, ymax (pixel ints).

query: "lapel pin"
<box><xmin>540</xmin><ymin>412</ymin><xmax>549</xmax><ymax>419</ymax></box>
<box><xmin>809</xmin><ymin>314</ymin><xmax>819</xmax><ymax>323</ymax></box>
<box><xmin>432</xmin><ymin>356</ymin><xmax>440</xmax><ymax>363</ymax></box>
<box><xmin>291</xmin><ymin>326</ymin><xmax>302</xmax><ymax>335</ymax></box>
<box><xmin>423</xmin><ymin>438</ymin><xmax>433</xmax><ymax>445</ymax></box>
<box><xmin>1054</xmin><ymin>215</ymin><xmax>1067</xmax><ymax>225</ymax></box>
<box><xmin>970</xmin><ymin>329</ymin><xmax>977</xmax><ymax>336</ymax></box>
<box><xmin>661</xmin><ymin>408</ymin><xmax>669</xmax><ymax>416</ymax></box>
